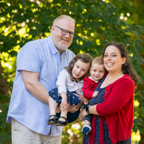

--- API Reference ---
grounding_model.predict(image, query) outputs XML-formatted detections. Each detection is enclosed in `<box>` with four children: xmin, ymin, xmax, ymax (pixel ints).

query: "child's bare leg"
<box><xmin>59</xmin><ymin>103</ymin><xmax>70</xmax><ymax>120</ymax></box>
<box><xmin>48</xmin><ymin>97</ymin><xmax>59</xmax><ymax>125</ymax></box>
<box><xmin>49</xmin><ymin>96</ymin><xmax>58</xmax><ymax>116</ymax></box>
<box><xmin>84</xmin><ymin>119</ymin><xmax>91</xmax><ymax>126</ymax></box>
<box><xmin>56</xmin><ymin>103</ymin><xmax>70</xmax><ymax>126</ymax></box>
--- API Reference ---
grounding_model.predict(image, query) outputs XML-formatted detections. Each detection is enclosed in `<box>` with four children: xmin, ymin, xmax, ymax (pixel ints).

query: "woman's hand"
<box><xmin>79</xmin><ymin>109</ymin><xmax>85</xmax><ymax>121</ymax></box>
<box><xmin>82</xmin><ymin>108</ymin><xmax>89</xmax><ymax>117</ymax></box>
<box><xmin>79</xmin><ymin>108</ymin><xmax>89</xmax><ymax>122</ymax></box>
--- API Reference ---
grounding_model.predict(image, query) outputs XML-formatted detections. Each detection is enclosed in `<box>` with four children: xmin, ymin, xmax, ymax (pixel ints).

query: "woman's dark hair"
<box><xmin>65</xmin><ymin>53</ymin><xmax>93</xmax><ymax>81</ymax></box>
<box><xmin>102</xmin><ymin>42</ymin><xmax>139</xmax><ymax>85</ymax></box>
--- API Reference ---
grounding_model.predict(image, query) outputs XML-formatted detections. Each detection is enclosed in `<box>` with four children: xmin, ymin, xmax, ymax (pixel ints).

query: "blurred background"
<box><xmin>0</xmin><ymin>0</ymin><xmax>144</xmax><ymax>143</ymax></box>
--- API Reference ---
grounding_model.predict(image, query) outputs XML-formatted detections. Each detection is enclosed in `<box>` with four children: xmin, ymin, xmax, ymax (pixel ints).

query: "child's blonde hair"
<box><xmin>91</xmin><ymin>56</ymin><xmax>106</xmax><ymax>72</ymax></box>
<box><xmin>92</xmin><ymin>56</ymin><xmax>103</xmax><ymax>65</ymax></box>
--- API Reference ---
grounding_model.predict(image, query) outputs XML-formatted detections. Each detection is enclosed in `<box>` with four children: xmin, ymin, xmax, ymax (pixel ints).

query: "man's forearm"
<box><xmin>25</xmin><ymin>80</ymin><xmax>49</xmax><ymax>104</ymax></box>
<box><xmin>22</xmin><ymin>70</ymin><xmax>49</xmax><ymax>104</ymax></box>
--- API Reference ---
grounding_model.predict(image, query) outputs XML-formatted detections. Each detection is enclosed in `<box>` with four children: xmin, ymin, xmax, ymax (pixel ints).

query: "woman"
<box><xmin>82</xmin><ymin>42</ymin><xmax>138</xmax><ymax>144</ymax></box>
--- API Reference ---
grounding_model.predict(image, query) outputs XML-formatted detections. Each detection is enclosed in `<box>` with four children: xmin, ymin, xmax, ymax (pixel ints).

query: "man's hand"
<box><xmin>68</xmin><ymin>102</ymin><xmax>81</xmax><ymax>113</ymax></box>
<box><xmin>68</xmin><ymin>94</ymin><xmax>84</xmax><ymax>113</ymax></box>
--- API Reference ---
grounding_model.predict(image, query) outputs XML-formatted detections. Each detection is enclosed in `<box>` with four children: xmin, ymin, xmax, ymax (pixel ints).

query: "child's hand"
<box><xmin>84</xmin><ymin>98</ymin><xmax>89</xmax><ymax>105</ymax></box>
<box><xmin>60</xmin><ymin>92</ymin><xmax>67</xmax><ymax>111</ymax></box>
<box><xmin>92</xmin><ymin>91</ymin><xmax>98</xmax><ymax>97</ymax></box>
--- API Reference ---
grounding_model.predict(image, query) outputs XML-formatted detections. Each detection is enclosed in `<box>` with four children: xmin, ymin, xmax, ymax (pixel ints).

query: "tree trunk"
<box><xmin>0</xmin><ymin>62</ymin><xmax>8</xmax><ymax>95</ymax></box>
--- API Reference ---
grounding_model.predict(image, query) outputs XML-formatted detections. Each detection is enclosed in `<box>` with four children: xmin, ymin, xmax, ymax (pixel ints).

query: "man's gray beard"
<box><xmin>57</xmin><ymin>42</ymin><xmax>71</xmax><ymax>51</ymax></box>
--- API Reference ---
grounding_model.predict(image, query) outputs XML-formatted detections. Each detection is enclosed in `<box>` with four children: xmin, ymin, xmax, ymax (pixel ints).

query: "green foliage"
<box><xmin>0</xmin><ymin>92</ymin><xmax>11</xmax><ymax>144</ymax></box>
<box><xmin>0</xmin><ymin>0</ymin><xmax>144</xmax><ymax>143</ymax></box>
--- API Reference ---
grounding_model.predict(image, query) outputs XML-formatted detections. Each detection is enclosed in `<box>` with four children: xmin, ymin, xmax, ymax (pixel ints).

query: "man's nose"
<box><xmin>65</xmin><ymin>32</ymin><xmax>70</xmax><ymax>37</ymax></box>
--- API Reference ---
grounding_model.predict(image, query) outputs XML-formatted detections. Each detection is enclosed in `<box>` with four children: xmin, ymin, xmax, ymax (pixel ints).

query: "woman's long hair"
<box><xmin>102</xmin><ymin>42</ymin><xmax>139</xmax><ymax>85</ymax></box>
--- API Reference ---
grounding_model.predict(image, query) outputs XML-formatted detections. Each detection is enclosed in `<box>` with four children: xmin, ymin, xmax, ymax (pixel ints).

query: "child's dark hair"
<box><xmin>65</xmin><ymin>53</ymin><xmax>93</xmax><ymax>81</ymax></box>
<box><xmin>92</xmin><ymin>56</ymin><xmax>106</xmax><ymax>72</ymax></box>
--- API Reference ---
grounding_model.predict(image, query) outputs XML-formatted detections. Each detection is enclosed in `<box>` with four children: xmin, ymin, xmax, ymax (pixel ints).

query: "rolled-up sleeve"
<box><xmin>17</xmin><ymin>42</ymin><xmax>41</xmax><ymax>73</ymax></box>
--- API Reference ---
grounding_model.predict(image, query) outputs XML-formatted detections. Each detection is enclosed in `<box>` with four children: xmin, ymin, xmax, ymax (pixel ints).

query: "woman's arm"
<box><xmin>83</xmin><ymin>77</ymin><xmax>135</xmax><ymax>117</ymax></box>
<box><xmin>97</xmin><ymin>78</ymin><xmax>135</xmax><ymax>116</ymax></box>
<box><xmin>82</xmin><ymin>105</ymin><xmax>99</xmax><ymax>118</ymax></box>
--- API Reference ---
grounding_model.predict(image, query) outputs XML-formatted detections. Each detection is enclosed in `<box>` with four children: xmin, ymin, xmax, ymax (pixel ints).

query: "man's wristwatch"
<box><xmin>85</xmin><ymin>105</ymin><xmax>89</xmax><ymax>113</ymax></box>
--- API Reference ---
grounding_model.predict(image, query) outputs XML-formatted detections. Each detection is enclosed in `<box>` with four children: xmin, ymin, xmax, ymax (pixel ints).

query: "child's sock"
<box><xmin>81</xmin><ymin>124</ymin><xmax>91</xmax><ymax>135</ymax></box>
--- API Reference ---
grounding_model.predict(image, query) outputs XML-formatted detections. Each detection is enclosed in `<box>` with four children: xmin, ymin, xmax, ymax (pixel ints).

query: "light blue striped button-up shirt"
<box><xmin>6</xmin><ymin>35</ymin><xmax>75</xmax><ymax>136</ymax></box>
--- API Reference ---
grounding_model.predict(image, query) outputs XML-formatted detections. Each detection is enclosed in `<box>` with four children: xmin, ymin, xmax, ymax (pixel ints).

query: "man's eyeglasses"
<box><xmin>55</xmin><ymin>25</ymin><xmax>75</xmax><ymax>38</ymax></box>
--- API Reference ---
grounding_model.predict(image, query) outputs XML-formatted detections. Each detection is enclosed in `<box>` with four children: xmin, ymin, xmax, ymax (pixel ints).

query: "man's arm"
<box><xmin>21</xmin><ymin>70</ymin><xmax>49</xmax><ymax>104</ymax></box>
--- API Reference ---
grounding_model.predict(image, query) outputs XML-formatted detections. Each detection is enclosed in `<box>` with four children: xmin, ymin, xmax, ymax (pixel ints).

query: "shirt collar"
<box><xmin>89</xmin><ymin>76</ymin><xmax>99</xmax><ymax>83</ymax></box>
<box><xmin>47</xmin><ymin>35</ymin><xmax>66</xmax><ymax>56</ymax></box>
<box><xmin>75</xmin><ymin>79</ymin><xmax>83</xmax><ymax>84</ymax></box>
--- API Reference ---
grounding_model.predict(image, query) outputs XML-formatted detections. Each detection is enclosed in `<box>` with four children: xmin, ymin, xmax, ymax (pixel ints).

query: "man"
<box><xmin>7</xmin><ymin>15</ymin><xmax>79</xmax><ymax>144</ymax></box>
